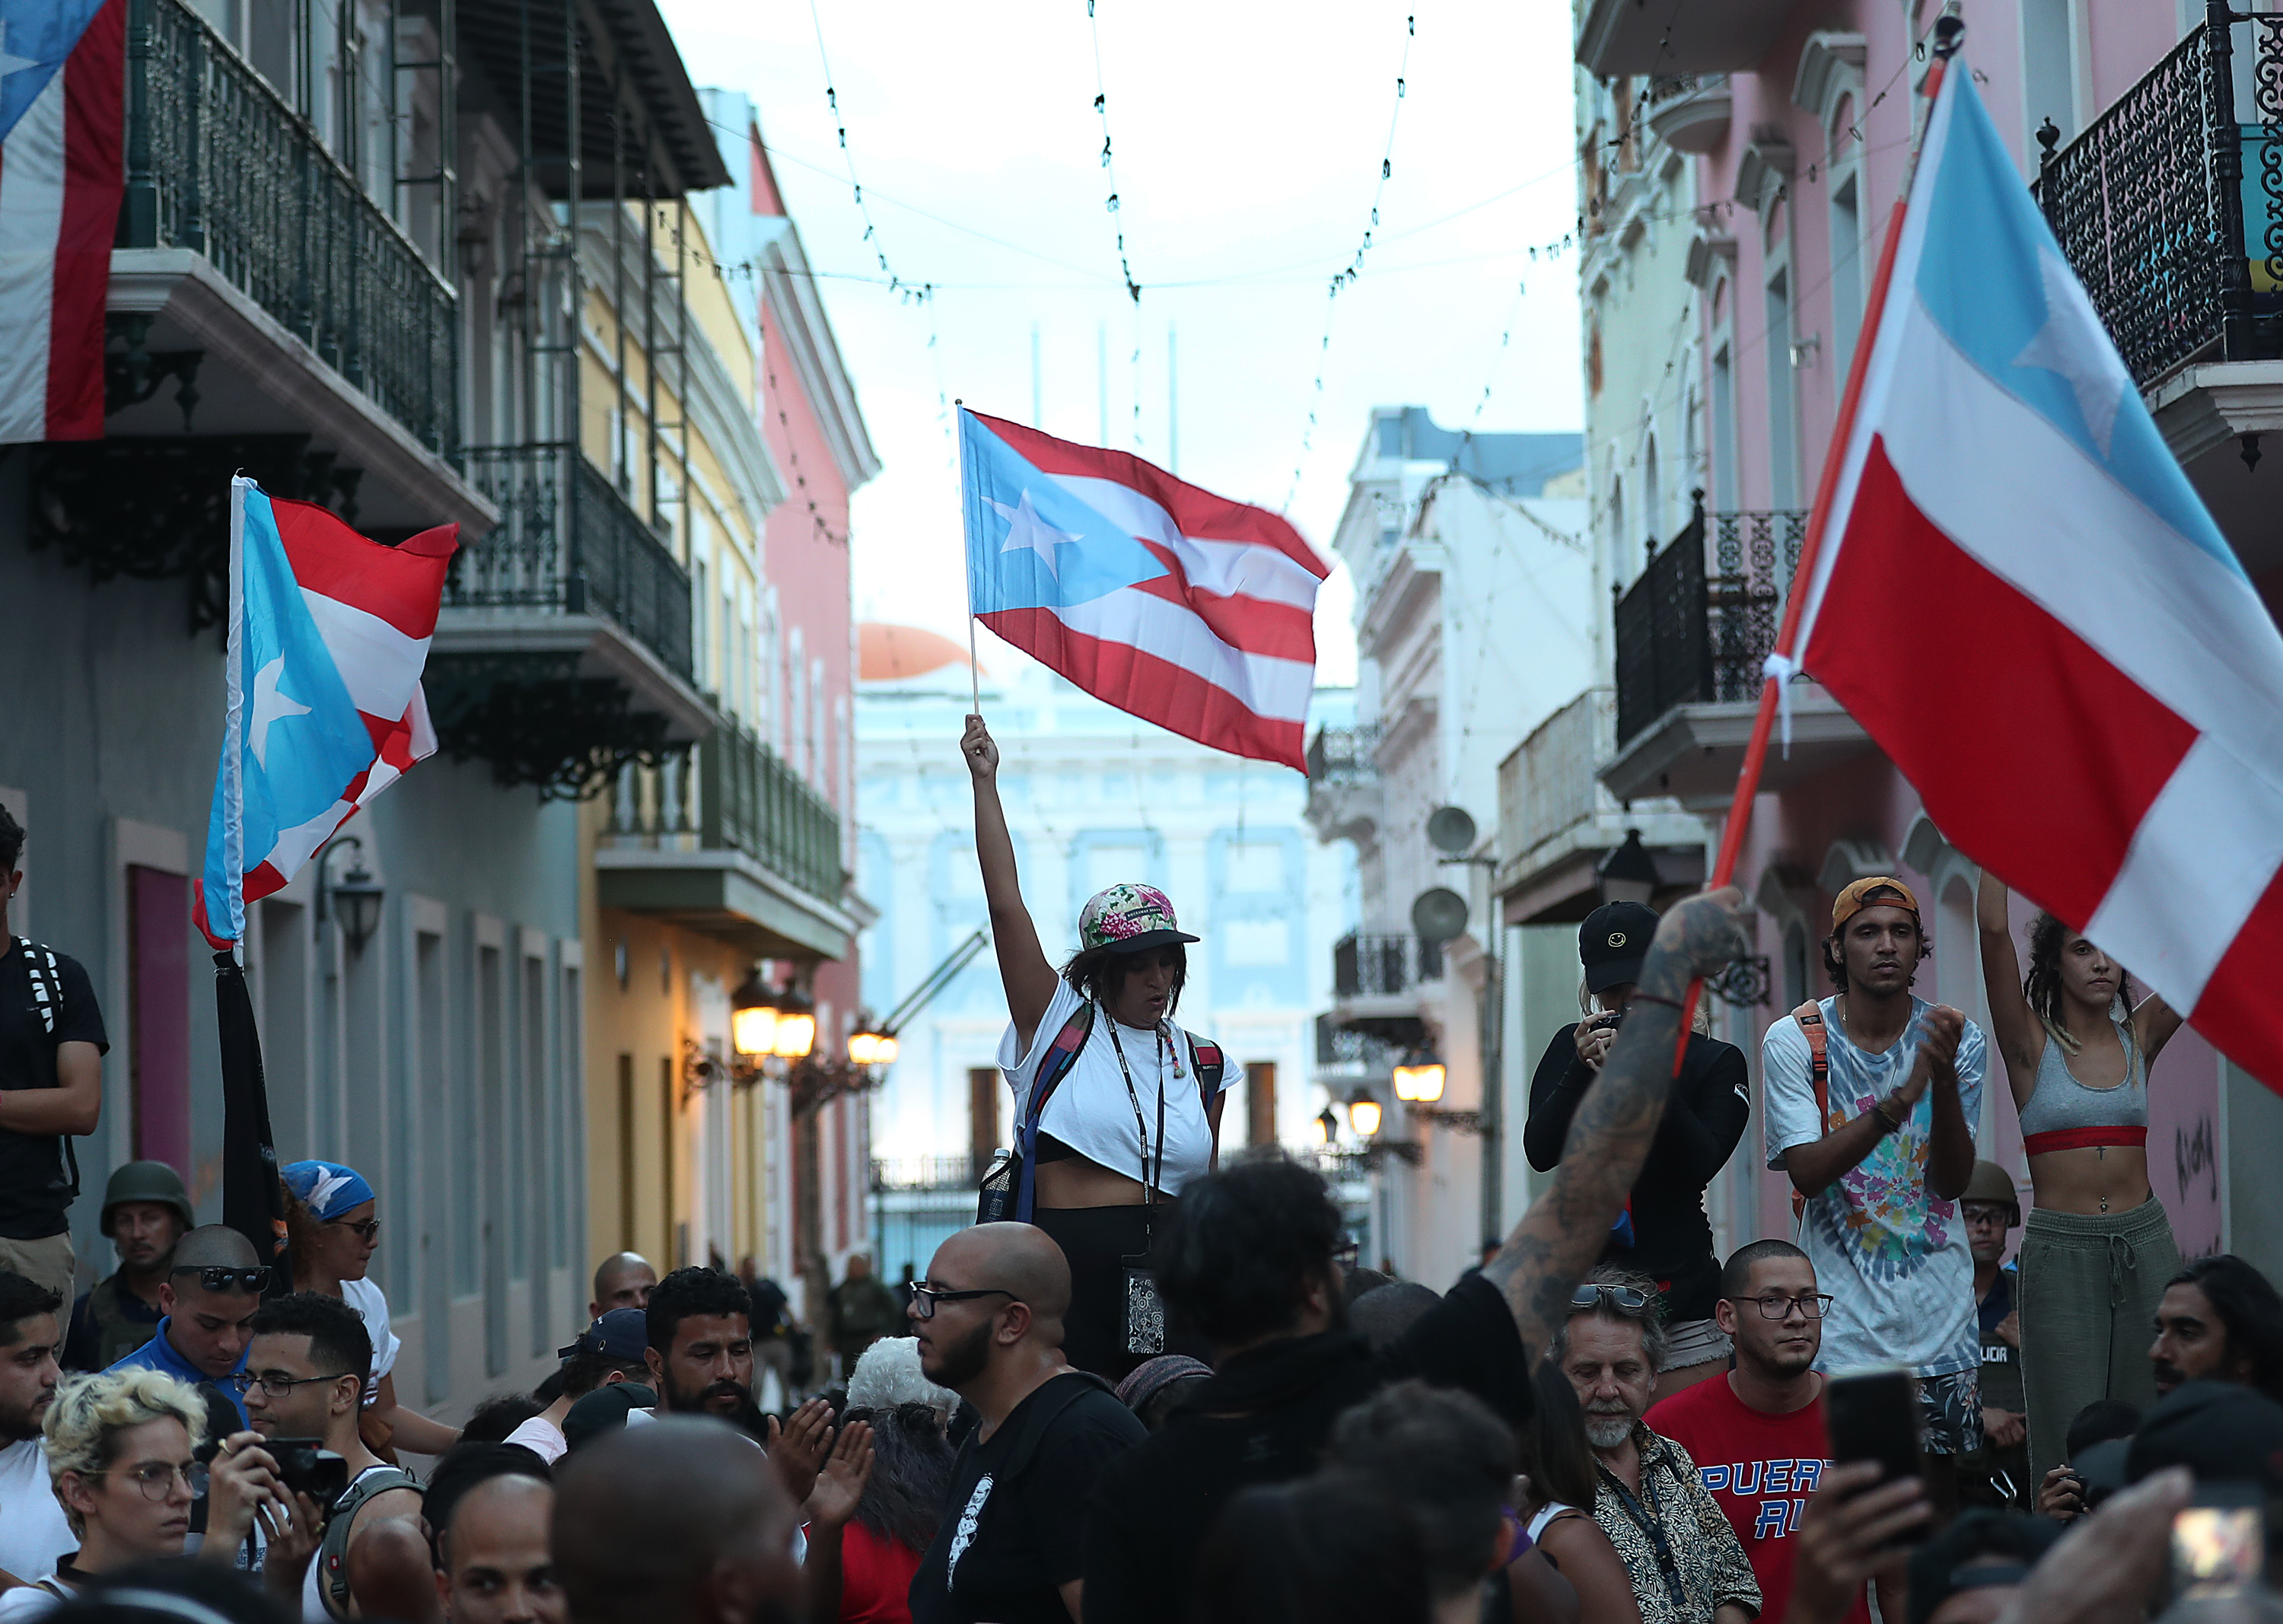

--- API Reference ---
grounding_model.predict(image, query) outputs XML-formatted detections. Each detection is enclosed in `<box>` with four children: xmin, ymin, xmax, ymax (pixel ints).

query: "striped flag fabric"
<box><xmin>958</xmin><ymin>409</ymin><xmax>1327</xmax><ymax>770</ymax></box>
<box><xmin>194</xmin><ymin>479</ymin><xmax>458</xmax><ymax>946</ymax></box>
<box><xmin>1795</xmin><ymin>63</ymin><xmax>2283</xmax><ymax>1081</ymax></box>
<box><xmin>0</xmin><ymin>0</ymin><xmax>123</xmax><ymax>443</ymax></box>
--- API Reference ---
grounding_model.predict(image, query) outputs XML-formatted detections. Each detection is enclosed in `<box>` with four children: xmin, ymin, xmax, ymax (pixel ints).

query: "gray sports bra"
<box><xmin>2018</xmin><ymin>1017</ymin><xmax>2147</xmax><ymax>1154</ymax></box>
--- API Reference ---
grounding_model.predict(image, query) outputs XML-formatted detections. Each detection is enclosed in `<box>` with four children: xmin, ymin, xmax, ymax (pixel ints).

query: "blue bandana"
<box><xmin>282</xmin><ymin>1159</ymin><xmax>374</xmax><ymax>1221</ymax></box>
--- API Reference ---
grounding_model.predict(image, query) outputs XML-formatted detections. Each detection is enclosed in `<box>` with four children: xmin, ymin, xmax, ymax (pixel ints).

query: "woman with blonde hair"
<box><xmin>1976</xmin><ymin>872</ymin><xmax>2183</xmax><ymax>1486</ymax></box>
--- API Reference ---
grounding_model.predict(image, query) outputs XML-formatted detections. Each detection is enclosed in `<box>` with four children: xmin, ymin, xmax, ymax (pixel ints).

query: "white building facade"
<box><xmin>855</xmin><ymin>626</ymin><xmax>1360</xmax><ymax>1279</ymax></box>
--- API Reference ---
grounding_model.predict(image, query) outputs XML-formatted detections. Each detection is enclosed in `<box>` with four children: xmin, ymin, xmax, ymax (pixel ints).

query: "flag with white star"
<box><xmin>196</xmin><ymin>479</ymin><xmax>458</xmax><ymax>946</ymax></box>
<box><xmin>0</xmin><ymin>0</ymin><xmax>123</xmax><ymax>442</ymax></box>
<box><xmin>957</xmin><ymin>407</ymin><xmax>1327</xmax><ymax>770</ymax></box>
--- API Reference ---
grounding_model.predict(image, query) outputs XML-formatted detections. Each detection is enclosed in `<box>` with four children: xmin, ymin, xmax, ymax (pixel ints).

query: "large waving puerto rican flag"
<box><xmin>959</xmin><ymin>409</ymin><xmax>1327</xmax><ymax>770</ymax></box>
<box><xmin>0</xmin><ymin>0</ymin><xmax>124</xmax><ymax>443</ymax></box>
<box><xmin>195</xmin><ymin>479</ymin><xmax>458</xmax><ymax>947</ymax></box>
<box><xmin>1796</xmin><ymin>64</ymin><xmax>2283</xmax><ymax>1081</ymax></box>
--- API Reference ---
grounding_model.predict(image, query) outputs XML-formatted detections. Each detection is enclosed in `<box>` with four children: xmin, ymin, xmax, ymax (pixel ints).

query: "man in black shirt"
<box><xmin>0</xmin><ymin>806</ymin><xmax>106</xmax><ymax>1303</ymax></box>
<box><xmin>1527</xmin><ymin>901</ymin><xmax>1750</xmax><ymax>1393</ymax></box>
<box><xmin>1081</xmin><ymin>886</ymin><xmax>1753</xmax><ymax>1624</ymax></box>
<box><xmin>908</xmin><ymin>1221</ymin><xmax>1143</xmax><ymax>1624</ymax></box>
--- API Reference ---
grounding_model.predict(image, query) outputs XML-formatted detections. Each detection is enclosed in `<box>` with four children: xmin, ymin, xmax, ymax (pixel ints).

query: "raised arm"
<box><xmin>1480</xmin><ymin>889</ymin><xmax>1749</xmax><ymax>1358</ymax></box>
<box><xmin>1976</xmin><ymin>870</ymin><xmax>2043</xmax><ymax>1104</ymax></box>
<box><xmin>963</xmin><ymin>714</ymin><xmax>1059</xmax><ymax>1050</ymax></box>
<box><xmin>2131</xmin><ymin>990</ymin><xmax>2185</xmax><ymax>1066</ymax></box>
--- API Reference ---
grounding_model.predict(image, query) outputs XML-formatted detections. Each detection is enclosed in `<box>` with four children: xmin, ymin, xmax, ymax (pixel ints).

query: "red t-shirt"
<box><xmin>838</xmin><ymin>1521</ymin><xmax>924</xmax><ymax>1623</ymax></box>
<box><xmin>1645</xmin><ymin>1374</ymin><xmax>1871</xmax><ymax>1624</ymax></box>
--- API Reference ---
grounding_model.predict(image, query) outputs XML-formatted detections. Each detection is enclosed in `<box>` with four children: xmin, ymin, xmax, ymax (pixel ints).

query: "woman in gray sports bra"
<box><xmin>1976</xmin><ymin>872</ymin><xmax>2184</xmax><ymax>1490</ymax></box>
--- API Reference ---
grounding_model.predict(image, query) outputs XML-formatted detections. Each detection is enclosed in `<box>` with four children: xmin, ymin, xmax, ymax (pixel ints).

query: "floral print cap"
<box><xmin>1078</xmin><ymin>882</ymin><xmax>1200</xmax><ymax>954</ymax></box>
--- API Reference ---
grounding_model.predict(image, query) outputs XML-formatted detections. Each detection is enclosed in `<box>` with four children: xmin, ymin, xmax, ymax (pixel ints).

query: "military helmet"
<box><xmin>99</xmin><ymin>1161</ymin><xmax>194</xmax><ymax>1236</ymax></box>
<box><xmin>1962</xmin><ymin>1160</ymin><xmax>2022</xmax><ymax>1223</ymax></box>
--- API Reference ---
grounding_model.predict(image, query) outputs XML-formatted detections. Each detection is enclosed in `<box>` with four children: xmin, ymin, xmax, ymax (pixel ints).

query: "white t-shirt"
<box><xmin>1762</xmin><ymin>996</ymin><xmax>1988</xmax><ymax>1378</ymax></box>
<box><xmin>340</xmin><ymin>1279</ymin><xmax>400</xmax><ymax>1408</ymax></box>
<box><xmin>502</xmin><ymin>1414</ymin><xmax>568</xmax><ymax>1463</ymax></box>
<box><xmin>996</xmin><ymin>979</ymin><xmax>1233</xmax><ymax>1197</ymax></box>
<box><xmin>0</xmin><ymin>1582</ymin><xmax>62</xmax><ymax>1623</ymax></box>
<box><xmin>0</xmin><ymin>1438</ymin><xmax>74</xmax><ymax>1586</ymax></box>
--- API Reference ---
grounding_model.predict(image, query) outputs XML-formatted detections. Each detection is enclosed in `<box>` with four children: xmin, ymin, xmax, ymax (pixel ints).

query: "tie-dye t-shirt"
<box><xmin>1762</xmin><ymin>996</ymin><xmax>1986</xmax><ymax>1377</ymax></box>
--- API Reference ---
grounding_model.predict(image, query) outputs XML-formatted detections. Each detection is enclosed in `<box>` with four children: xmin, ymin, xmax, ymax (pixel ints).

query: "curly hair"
<box><xmin>643</xmin><ymin>1267</ymin><xmax>751</xmax><ymax>1354</ymax></box>
<box><xmin>1155</xmin><ymin>1152</ymin><xmax>1343</xmax><ymax>1348</ymax></box>
<box><xmin>1060</xmin><ymin>943</ymin><xmax>1186</xmax><ymax>1021</ymax></box>
<box><xmin>2023</xmin><ymin>912</ymin><xmax>2136</xmax><ymax>1056</ymax></box>
<box><xmin>44</xmin><ymin>1369</ymin><xmax>209</xmax><ymax>1534</ymax></box>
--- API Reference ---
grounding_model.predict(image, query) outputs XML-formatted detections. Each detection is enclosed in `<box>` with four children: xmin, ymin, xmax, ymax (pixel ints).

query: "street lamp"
<box><xmin>1348</xmin><ymin>1096</ymin><xmax>1383</xmax><ymax>1138</ymax></box>
<box><xmin>849</xmin><ymin>1029</ymin><xmax>900</xmax><ymax>1067</ymax></box>
<box><xmin>1597</xmin><ymin>827</ymin><xmax>1661</xmax><ymax>906</ymax></box>
<box><xmin>731</xmin><ymin>971</ymin><xmax>779</xmax><ymax>1060</ymax></box>
<box><xmin>770</xmin><ymin>986</ymin><xmax>817</xmax><ymax>1061</ymax></box>
<box><xmin>1392</xmin><ymin>1056</ymin><xmax>1446</xmax><ymax>1103</ymax></box>
<box><xmin>1316</xmin><ymin>1104</ymin><xmax>1340</xmax><ymax>1145</ymax></box>
<box><xmin>317</xmin><ymin>835</ymin><xmax>384</xmax><ymax>953</ymax></box>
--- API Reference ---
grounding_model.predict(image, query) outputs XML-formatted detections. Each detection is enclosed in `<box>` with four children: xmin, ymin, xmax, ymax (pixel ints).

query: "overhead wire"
<box><xmin>1085</xmin><ymin>0</ymin><xmax>1145</xmax><ymax>303</ymax></box>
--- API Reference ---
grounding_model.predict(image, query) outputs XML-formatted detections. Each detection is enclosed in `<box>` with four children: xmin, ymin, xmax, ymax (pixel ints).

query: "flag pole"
<box><xmin>1673</xmin><ymin>20</ymin><xmax>1963</xmax><ymax>1059</ymax></box>
<box><xmin>956</xmin><ymin>400</ymin><xmax>982</xmax><ymax>716</ymax></box>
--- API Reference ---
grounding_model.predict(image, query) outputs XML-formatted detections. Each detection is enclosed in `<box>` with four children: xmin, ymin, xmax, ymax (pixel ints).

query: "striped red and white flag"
<box><xmin>959</xmin><ymin>409</ymin><xmax>1327</xmax><ymax>770</ymax></box>
<box><xmin>0</xmin><ymin>0</ymin><xmax>124</xmax><ymax>444</ymax></box>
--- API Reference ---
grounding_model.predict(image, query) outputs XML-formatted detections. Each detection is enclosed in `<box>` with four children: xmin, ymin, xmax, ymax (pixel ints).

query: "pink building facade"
<box><xmin>1578</xmin><ymin>0</ymin><xmax>2283</xmax><ymax>1275</ymax></box>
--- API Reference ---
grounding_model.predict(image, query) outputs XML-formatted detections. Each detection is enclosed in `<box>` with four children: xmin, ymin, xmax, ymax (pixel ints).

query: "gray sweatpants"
<box><xmin>2017</xmin><ymin>1196</ymin><xmax>2179</xmax><ymax>1484</ymax></box>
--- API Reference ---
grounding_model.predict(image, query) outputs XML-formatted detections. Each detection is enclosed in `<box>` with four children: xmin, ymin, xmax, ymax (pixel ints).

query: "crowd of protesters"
<box><xmin>5</xmin><ymin>749</ymin><xmax>2283</xmax><ymax>1622</ymax></box>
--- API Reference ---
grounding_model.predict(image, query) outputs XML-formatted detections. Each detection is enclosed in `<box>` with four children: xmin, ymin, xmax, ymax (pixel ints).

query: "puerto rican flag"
<box><xmin>0</xmin><ymin>0</ymin><xmax>123</xmax><ymax>443</ymax></box>
<box><xmin>959</xmin><ymin>409</ymin><xmax>1327</xmax><ymax>770</ymax></box>
<box><xmin>1796</xmin><ymin>65</ymin><xmax>2283</xmax><ymax>1081</ymax></box>
<box><xmin>196</xmin><ymin>479</ymin><xmax>458</xmax><ymax>947</ymax></box>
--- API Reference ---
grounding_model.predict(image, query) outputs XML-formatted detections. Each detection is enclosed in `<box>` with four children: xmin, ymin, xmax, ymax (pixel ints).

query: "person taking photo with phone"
<box><xmin>1763</xmin><ymin>877</ymin><xmax>1985</xmax><ymax>1518</ymax></box>
<box><xmin>1977</xmin><ymin>873</ymin><xmax>2184</xmax><ymax>1485</ymax></box>
<box><xmin>1527</xmin><ymin>902</ymin><xmax>1750</xmax><ymax>1397</ymax></box>
<box><xmin>961</xmin><ymin>713</ymin><xmax>1234</xmax><ymax>1380</ymax></box>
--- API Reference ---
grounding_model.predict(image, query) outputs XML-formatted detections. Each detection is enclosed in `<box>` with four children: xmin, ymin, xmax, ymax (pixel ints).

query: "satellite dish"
<box><xmin>1426</xmin><ymin>805</ymin><xmax>1478</xmax><ymax>856</ymax></box>
<box><xmin>1412</xmin><ymin>887</ymin><xmax>1469</xmax><ymax>944</ymax></box>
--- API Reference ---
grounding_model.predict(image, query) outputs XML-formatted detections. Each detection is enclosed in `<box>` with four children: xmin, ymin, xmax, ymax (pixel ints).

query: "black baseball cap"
<box><xmin>1579</xmin><ymin>902</ymin><xmax>1660</xmax><ymax>994</ymax></box>
<box><xmin>559</xmin><ymin>1307</ymin><xmax>649</xmax><ymax>1364</ymax></box>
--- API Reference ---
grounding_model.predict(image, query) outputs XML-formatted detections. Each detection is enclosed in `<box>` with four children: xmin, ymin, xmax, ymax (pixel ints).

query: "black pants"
<box><xmin>1030</xmin><ymin>1202</ymin><xmax>1205</xmax><ymax>1382</ymax></box>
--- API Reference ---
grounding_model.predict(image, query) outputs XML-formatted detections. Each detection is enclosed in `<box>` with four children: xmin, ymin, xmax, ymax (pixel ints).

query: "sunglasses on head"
<box><xmin>1571</xmin><ymin>1282</ymin><xmax>1650</xmax><ymax>1311</ymax></box>
<box><xmin>173</xmin><ymin>1265</ymin><xmax>269</xmax><ymax>1294</ymax></box>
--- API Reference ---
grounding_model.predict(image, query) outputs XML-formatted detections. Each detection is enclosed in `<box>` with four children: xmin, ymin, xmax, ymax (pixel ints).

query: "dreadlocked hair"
<box><xmin>2023</xmin><ymin>912</ymin><xmax>2135</xmax><ymax>1056</ymax></box>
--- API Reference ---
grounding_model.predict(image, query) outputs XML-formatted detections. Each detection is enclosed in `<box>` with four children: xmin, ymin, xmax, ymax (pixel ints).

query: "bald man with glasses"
<box><xmin>904</xmin><ymin>1222</ymin><xmax>1143</xmax><ymax>1624</ymax></box>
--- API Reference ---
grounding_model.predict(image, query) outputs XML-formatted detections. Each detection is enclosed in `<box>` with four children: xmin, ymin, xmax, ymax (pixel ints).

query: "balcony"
<box><xmin>1647</xmin><ymin>76</ymin><xmax>1733</xmax><ymax>157</ymax></box>
<box><xmin>100</xmin><ymin>0</ymin><xmax>482</xmax><ymax>537</ymax></box>
<box><xmin>1328</xmin><ymin>931</ymin><xmax>1440</xmax><ymax>1046</ymax></box>
<box><xmin>1575</xmin><ymin>0</ymin><xmax>1792</xmax><ymax>78</ymax></box>
<box><xmin>2034</xmin><ymin>14</ymin><xmax>2283</xmax><ymax>575</ymax></box>
<box><xmin>596</xmin><ymin>721</ymin><xmax>855</xmax><ymax>961</ymax></box>
<box><xmin>425</xmin><ymin>446</ymin><xmax>710</xmax><ymax>798</ymax></box>
<box><xmin>1600</xmin><ymin>501</ymin><xmax>1871</xmax><ymax>807</ymax></box>
<box><xmin>1303</xmin><ymin>724</ymin><xmax>1383</xmax><ymax>847</ymax></box>
<box><xmin>1494</xmin><ymin>689</ymin><xmax>1704</xmax><ymax>922</ymax></box>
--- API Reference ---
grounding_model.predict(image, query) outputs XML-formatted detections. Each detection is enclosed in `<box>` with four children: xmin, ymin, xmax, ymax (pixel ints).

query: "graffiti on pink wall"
<box><xmin>2148</xmin><ymin>1034</ymin><xmax>2222</xmax><ymax>1259</ymax></box>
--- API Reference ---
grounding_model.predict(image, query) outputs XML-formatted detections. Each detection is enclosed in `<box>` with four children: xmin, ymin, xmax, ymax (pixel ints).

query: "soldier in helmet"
<box><xmin>62</xmin><ymin>1161</ymin><xmax>193</xmax><ymax>1371</ymax></box>
<box><xmin>1959</xmin><ymin>1158</ymin><xmax>2028</xmax><ymax>1508</ymax></box>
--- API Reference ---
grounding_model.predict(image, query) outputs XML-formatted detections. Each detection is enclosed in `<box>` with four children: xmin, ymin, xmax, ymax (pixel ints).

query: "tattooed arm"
<box><xmin>1479</xmin><ymin>888</ymin><xmax>1750</xmax><ymax>1358</ymax></box>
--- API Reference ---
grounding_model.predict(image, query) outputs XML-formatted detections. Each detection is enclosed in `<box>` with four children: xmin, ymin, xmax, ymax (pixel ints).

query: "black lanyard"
<box><xmin>1105</xmin><ymin>1019</ymin><xmax>1167</xmax><ymax>1211</ymax></box>
<box><xmin>1600</xmin><ymin>1456</ymin><xmax>1692</xmax><ymax>1614</ymax></box>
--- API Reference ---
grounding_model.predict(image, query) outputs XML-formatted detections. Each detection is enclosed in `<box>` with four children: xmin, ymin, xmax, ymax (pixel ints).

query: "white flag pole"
<box><xmin>221</xmin><ymin>476</ymin><xmax>251</xmax><ymax>951</ymax></box>
<box><xmin>956</xmin><ymin>401</ymin><xmax>981</xmax><ymax>717</ymax></box>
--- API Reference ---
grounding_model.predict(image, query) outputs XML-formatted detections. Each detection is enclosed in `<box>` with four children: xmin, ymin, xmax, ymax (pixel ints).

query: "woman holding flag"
<box><xmin>962</xmin><ymin>714</ymin><xmax>1237</xmax><ymax>1380</ymax></box>
<box><xmin>1976</xmin><ymin>874</ymin><xmax>2183</xmax><ymax>1486</ymax></box>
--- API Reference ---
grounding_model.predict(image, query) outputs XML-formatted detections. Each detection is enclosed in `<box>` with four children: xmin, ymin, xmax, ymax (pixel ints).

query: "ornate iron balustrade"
<box><xmin>458</xmin><ymin>444</ymin><xmax>695</xmax><ymax>685</ymax></box>
<box><xmin>1332</xmin><ymin>931</ymin><xmax>1443</xmax><ymax>999</ymax></box>
<box><xmin>2032</xmin><ymin>12</ymin><xmax>2283</xmax><ymax>387</ymax></box>
<box><xmin>1305</xmin><ymin>724</ymin><xmax>1380</xmax><ymax>783</ymax></box>
<box><xmin>1614</xmin><ymin>501</ymin><xmax>1807</xmax><ymax>748</ymax></box>
<box><xmin>699</xmin><ymin>723</ymin><xmax>845</xmax><ymax>905</ymax></box>
<box><xmin>121</xmin><ymin>0</ymin><xmax>458</xmax><ymax>454</ymax></box>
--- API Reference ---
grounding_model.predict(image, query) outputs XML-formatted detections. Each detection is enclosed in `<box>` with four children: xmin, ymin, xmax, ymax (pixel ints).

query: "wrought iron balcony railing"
<box><xmin>1614</xmin><ymin>499</ymin><xmax>1807</xmax><ymax>749</ymax></box>
<box><xmin>121</xmin><ymin>0</ymin><xmax>458</xmax><ymax>455</ymax></box>
<box><xmin>458</xmin><ymin>444</ymin><xmax>695</xmax><ymax>685</ymax></box>
<box><xmin>2033</xmin><ymin>14</ymin><xmax>2283</xmax><ymax>388</ymax></box>
<box><xmin>607</xmin><ymin>721</ymin><xmax>845</xmax><ymax>907</ymax></box>
<box><xmin>1332</xmin><ymin>931</ymin><xmax>1444</xmax><ymax>1000</ymax></box>
<box><xmin>1305</xmin><ymin>724</ymin><xmax>1380</xmax><ymax>783</ymax></box>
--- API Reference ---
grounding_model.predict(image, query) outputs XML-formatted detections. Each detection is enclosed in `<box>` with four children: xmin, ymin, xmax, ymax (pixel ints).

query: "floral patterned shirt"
<box><xmin>1591</xmin><ymin>1424</ymin><xmax>1762</xmax><ymax>1624</ymax></box>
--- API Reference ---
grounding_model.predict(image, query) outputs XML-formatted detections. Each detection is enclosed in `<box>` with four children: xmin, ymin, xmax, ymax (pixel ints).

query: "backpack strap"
<box><xmin>14</xmin><ymin>938</ymin><xmax>62</xmax><ymax>1036</ymax></box>
<box><xmin>1012</xmin><ymin>1002</ymin><xmax>1097</xmax><ymax>1224</ymax></box>
<box><xmin>320</xmin><ymin>1466</ymin><xmax>422</xmax><ymax>1619</ymax></box>
<box><xmin>1186</xmin><ymin>1036</ymin><xmax>1224</xmax><ymax>1113</ymax></box>
<box><xmin>1790</xmin><ymin>1001</ymin><xmax>1829</xmax><ymax>1221</ymax></box>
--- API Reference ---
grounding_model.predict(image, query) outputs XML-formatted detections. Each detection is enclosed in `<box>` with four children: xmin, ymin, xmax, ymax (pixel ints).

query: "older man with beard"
<box><xmin>1650</xmin><ymin>1241</ymin><xmax>1869</xmax><ymax>1624</ymax></box>
<box><xmin>905</xmin><ymin>1221</ymin><xmax>1142</xmax><ymax>1624</ymax></box>
<box><xmin>1556</xmin><ymin>1266</ymin><xmax>1759</xmax><ymax>1624</ymax></box>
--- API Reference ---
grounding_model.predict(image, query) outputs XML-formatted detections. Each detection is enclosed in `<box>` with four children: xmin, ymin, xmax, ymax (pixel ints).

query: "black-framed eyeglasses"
<box><xmin>909</xmin><ymin>1283</ymin><xmax>1017</xmax><ymax>1320</ymax></box>
<box><xmin>170</xmin><ymin>1266</ymin><xmax>269</xmax><ymax>1294</ymax></box>
<box><xmin>1727</xmin><ymin>1293</ymin><xmax>1836</xmax><ymax>1320</ymax></box>
<box><xmin>91</xmin><ymin>1460</ymin><xmax>208</xmax><ymax>1501</ymax></box>
<box><xmin>325</xmin><ymin>1218</ymin><xmax>381</xmax><ymax>1243</ymax></box>
<box><xmin>1572</xmin><ymin>1282</ymin><xmax>1650</xmax><ymax>1312</ymax></box>
<box><xmin>228</xmin><ymin>1370</ymin><xmax>359</xmax><ymax>1398</ymax></box>
<box><xmin>1960</xmin><ymin>1204</ymin><xmax>2016</xmax><ymax>1225</ymax></box>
